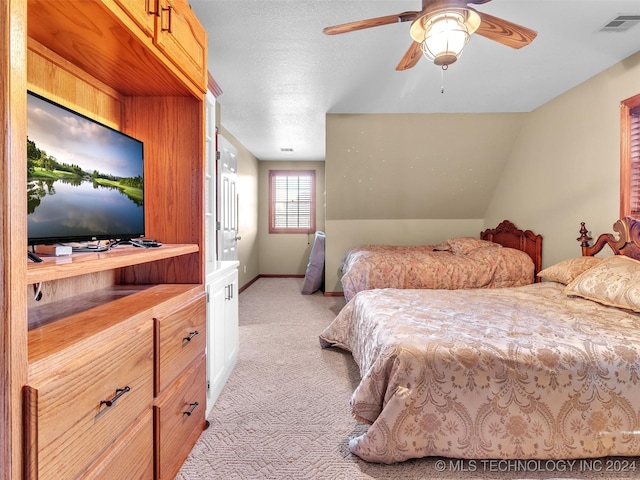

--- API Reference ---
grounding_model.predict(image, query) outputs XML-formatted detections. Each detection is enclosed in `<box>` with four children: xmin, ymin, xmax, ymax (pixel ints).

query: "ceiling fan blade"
<box><xmin>467</xmin><ymin>0</ymin><xmax>493</xmax><ymax>4</ymax></box>
<box><xmin>396</xmin><ymin>41</ymin><xmax>422</xmax><ymax>71</ymax></box>
<box><xmin>323</xmin><ymin>11</ymin><xmax>419</xmax><ymax>35</ymax></box>
<box><xmin>474</xmin><ymin>11</ymin><xmax>537</xmax><ymax>49</ymax></box>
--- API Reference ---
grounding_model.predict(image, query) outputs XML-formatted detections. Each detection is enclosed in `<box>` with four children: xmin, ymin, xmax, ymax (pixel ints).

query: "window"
<box><xmin>621</xmin><ymin>93</ymin><xmax>640</xmax><ymax>217</ymax></box>
<box><xmin>269</xmin><ymin>170</ymin><xmax>316</xmax><ymax>234</ymax></box>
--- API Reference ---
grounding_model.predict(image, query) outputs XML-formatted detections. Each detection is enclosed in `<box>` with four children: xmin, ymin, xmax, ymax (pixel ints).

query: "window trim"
<box><xmin>621</xmin><ymin>93</ymin><xmax>640</xmax><ymax>217</ymax></box>
<box><xmin>268</xmin><ymin>169</ymin><xmax>316</xmax><ymax>234</ymax></box>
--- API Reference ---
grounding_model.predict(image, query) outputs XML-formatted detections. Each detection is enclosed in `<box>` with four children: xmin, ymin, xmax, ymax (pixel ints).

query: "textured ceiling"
<box><xmin>190</xmin><ymin>0</ymin><xmax>640</xmax><ymax>161</ymax></box>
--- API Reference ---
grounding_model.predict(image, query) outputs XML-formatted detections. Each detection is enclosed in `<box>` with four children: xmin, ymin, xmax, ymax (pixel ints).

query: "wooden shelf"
<box><xmin>27</xmin><ymin>244</ymin><xmax>199</xmax><ymax>285</ymax></box>
<box><xmin>28</xmin><ymin>284</ymin><xmax>203</xmax><ymax>365</ymax></box>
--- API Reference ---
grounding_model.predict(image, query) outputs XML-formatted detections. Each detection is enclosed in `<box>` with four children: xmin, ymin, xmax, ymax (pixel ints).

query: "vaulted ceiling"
<box><xmin>190</xmin><ymin>1</ymin><xmax>640</xmax><ymax>161</ymax></box>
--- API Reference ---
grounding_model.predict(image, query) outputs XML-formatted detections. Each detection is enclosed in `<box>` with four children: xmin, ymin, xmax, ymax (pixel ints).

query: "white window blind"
<box><xmin>269</xmin><ymin>170</ymin><xmax>316</xmax><ymax>234</ymax></box>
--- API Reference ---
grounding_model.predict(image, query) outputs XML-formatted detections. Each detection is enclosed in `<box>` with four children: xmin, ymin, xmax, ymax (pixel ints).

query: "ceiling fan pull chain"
<box><xmin>440</xmin><ymin>64</ymin><xmax>448</xmax><ymax>94</ymax></box>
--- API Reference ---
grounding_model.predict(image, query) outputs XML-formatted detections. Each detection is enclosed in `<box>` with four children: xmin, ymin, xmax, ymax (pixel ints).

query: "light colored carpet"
<box><xmin>177</xmin><ymin>278</ymin><xmax>638</xmax><ymax>480</ymax></box>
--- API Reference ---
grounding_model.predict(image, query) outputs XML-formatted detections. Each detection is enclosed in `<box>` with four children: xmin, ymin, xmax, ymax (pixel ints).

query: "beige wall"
<box><xmin>257</xmin><ymin>161</ymin><xmax>326</xmax><ymax>275</ymax></box>
<box><xmin>325</xmin><ymin>113</ymin><xmax>527</xmax><ymax>220</ymax></box>
<box><xmin>236</xmin><ymin>138</ymin><xmax>259</xmax><ymax>289</ymax></box>
<box><xmin>485</xmin><ymin>50</ymin><xmax>640</xmax><ymax>268</ymax></box>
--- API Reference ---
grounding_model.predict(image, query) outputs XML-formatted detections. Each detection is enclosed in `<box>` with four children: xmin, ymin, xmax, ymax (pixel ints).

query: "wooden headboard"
<box><xmin>578</xmin><ymin>216</ymin><xmax>640</xmax><ymax>260</ymax></box>
<box><xmin>481</xmin><ymin>220</ymin><xmax>543</xmax><ymax>283</ymax></box>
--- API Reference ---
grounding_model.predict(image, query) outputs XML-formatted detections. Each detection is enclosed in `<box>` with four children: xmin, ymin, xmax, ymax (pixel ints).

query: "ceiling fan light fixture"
<box><xmin>411</xmin><ymin>8</ymin><xmax>481</xmax><ymax>67</ymax></box>
<box><xmin>423</xmin><ymin>12</ymin><xmax>468</xmax><ymax>66</ymax></box>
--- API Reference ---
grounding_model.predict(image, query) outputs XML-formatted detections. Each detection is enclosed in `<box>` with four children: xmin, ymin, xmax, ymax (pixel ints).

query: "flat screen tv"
<box><xmin>27</xmin><ymin>91</ymin><xmax>145</xmax><ymax>246</ymax></box>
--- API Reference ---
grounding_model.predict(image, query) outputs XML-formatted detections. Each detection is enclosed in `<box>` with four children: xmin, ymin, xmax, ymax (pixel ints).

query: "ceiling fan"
<box><xmin>323</xmin><ymin>0</ymin><xmax>537</xmax><ymax>71</ymax></box>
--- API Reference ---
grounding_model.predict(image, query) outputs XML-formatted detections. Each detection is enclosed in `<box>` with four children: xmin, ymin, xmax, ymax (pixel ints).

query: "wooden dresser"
<box><xmin>1</xmin><ymin>1</ymin><xmax>210</xmax><ymax>478</ymax></box>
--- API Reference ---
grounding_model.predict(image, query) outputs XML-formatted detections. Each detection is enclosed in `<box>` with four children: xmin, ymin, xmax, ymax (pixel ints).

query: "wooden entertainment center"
<box><xmin>1</xmin><ymin>0</ymin><xmax>216</xmax><ymax>478</ymax></box>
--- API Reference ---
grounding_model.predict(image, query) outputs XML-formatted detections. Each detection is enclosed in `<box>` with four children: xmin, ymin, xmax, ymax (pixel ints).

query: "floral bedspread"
<box><xmin>339</xmin><ymin>242</ymin><xmax>534</xmax><ymax>302</ymax></box>
<box><xmin>320</xmin><ymin>283</ymin><xmax>640</xmax><ymax>463</ymax></box>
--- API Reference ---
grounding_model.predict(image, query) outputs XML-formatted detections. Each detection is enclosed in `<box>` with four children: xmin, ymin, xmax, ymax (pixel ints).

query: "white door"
<box><xmin>204</xmin><ymin>91</ymin><xmax>217</xmax><ymax>273</ymax></box>
<box><xmin>217</xmin><ymin>135</ymin><xmax>238</xmax><ymax>261</ymax></box>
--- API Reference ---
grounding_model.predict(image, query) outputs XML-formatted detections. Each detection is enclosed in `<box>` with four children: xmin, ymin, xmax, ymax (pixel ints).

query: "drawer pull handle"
<box><xmin>101</xmin><ymin>386</ymin><xmax>131</xmax><ymax>407</ymax></box>
<box><xmin>183</xmin><ymin>330</ymin><xmax>199</xmax><ymax>342</ymax></box>
<box><xmin>183</xmin><ymin>401</ymin><xmax>199</xmax><ymax>416</ymax></box>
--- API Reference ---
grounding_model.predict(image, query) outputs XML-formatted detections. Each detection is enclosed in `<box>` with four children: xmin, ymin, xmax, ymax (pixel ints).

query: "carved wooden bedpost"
<box><xmin>577</xmin><ymin>222</ymin><xmax>592</xmax><ymax>247</ymax></box>
<box><xmin>578</xmin><ymin>217</ymin><xmax>640</xmax><ymax>257</ymax></box>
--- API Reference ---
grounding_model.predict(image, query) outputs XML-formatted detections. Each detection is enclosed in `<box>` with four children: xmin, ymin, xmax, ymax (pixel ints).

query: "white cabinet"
<box><xmin>205</xmin><ymin>262</ymin><xmax>239</xmax><ymax>418</ymax></box>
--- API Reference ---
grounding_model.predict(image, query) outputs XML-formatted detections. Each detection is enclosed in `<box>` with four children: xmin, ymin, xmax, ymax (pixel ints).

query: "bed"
<box><xmin>339</xmin><ymin>220</ymin><xmax>543</xmax><ymax>302</ymax></box>
<box><xmin>320</xmin><ymin>216</ymin><xmax>640</xmax><ymax>464</ymax></box>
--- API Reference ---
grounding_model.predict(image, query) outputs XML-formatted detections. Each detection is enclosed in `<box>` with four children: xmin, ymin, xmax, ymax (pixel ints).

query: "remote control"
<box><xmin>131</xmin><ymin>239</ymin><xmax>162</xmax><ymax>248</ymax></box>
<box><xmin>28</xmin><ymin>251</ymin><xmax>43</xmax><ymax>263</ymax></box>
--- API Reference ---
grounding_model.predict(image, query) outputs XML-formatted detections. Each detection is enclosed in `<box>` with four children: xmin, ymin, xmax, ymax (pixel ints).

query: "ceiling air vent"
<box><xmin>600</xmin><ymin>15</ymin><xmax>640</xmax><ymax>32</ymax></box>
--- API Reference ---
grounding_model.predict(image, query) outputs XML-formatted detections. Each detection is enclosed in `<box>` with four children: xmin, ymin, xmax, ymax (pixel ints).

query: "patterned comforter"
<box><xmin>339</xmin><ymin>241</ymin><xmax>534</xmax><ymax>302</ymax></box>
<box><xmin>320</xmin><ymin>283</ymin><xmax>640</xmax><ymax>463</ymax></box>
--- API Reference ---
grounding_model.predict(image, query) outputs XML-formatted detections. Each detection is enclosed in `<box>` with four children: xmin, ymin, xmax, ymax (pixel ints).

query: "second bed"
<box><xmin>339</xmin><ymin>220</ymin><xmax>543</xmax><ymax>301</ymax></box>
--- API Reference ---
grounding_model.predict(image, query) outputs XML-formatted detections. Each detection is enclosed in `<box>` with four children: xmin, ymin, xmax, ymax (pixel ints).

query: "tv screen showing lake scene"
<box><xmin>27</xmin><ymin>91</ymin><xmax>144</xmax><ymax>245</ymax></box>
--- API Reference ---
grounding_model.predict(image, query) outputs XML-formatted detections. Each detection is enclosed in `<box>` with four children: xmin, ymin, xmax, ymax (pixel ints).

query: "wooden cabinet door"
<box><xmin>25</xmin><ymin>320</ymin><xmax>154</xmax><ymax>480</ymax></box>
<box><xmin>81</xmin><ymin>409</ymin><xmax>154</xmax><ymax>480</ymax></box>
<box><xmin>155</xmin><ymin>0</ymin><xmax>207</xmax><ymax>91</ymax></box>
<box><xmin>155</xmin><ymin>292</ymin><xmax>207</xmax><ymax>395</ymax></box>
<box><xmin>154</xmin><ymin>355</ymin><xmax>206</xmax><ymax>480</ymax></box>
<box><xmin>112</xmin><ymin>0</ymin><xmax>157</xmax><ymax>37</ymax></box>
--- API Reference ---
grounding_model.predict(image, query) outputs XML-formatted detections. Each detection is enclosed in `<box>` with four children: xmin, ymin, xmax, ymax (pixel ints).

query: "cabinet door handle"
<box><xmin>183</xmin><ymin>330</ymin><xmax>199</xmax><ymax>342</ymax></box>
<box><xmin>100</xmin><ymin>386</ymin><xmax>131</xmax><ymax>407</ymax></box>
<box><xmin>161</xmin><ymin>5</ymin><xmax>173</xmax><ymax>32</ymax></box>
<box><xmin>147</xmin><ymin>0</ymin><xmax>158</xmax><ymax>15</ymax></box>
<box><xmin>183</xmin><ymin>401</ymin><xmax>199</xmax><ymax>416</ymax></box>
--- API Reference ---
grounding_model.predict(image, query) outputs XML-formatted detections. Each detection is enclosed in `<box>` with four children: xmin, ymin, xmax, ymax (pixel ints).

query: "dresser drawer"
<box><xmin>155</xmin><ymin>292</ymin><xmax>206</xmax><ymax>395</ymax></box>
<box><xmin>81</xmin><ymin>408</ymin><xmax>153</xmax><ymax>480</ymax></box>
<box><xmin>25</xmin><ymin>319</ymin><xmax>154</xmax><ymax>480</ymax></box>
<box><xmin>154</xmin><ymin>354</ymin><xmax>206</xmax><ymax>480</ymax></box>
